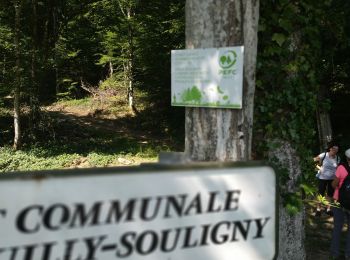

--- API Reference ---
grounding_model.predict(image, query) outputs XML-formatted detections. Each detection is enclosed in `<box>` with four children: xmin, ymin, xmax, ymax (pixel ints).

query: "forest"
<box><xmin>0</xmin><ymin>0</ymin><xmax>349</xmax><ymax>175</ymax></box>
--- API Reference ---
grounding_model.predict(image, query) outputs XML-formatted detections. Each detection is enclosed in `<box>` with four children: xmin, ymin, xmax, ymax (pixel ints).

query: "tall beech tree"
<box><xmin>184</xmin><ymin>0</ymin><xmax>259</xmax><ymax>161</ymax></box>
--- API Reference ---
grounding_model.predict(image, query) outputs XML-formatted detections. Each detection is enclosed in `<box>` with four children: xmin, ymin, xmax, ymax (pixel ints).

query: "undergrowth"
<box><xmin>0</xmin><ymin>92</ymin><xmax>183</xmax><ymax>173</ymax></box>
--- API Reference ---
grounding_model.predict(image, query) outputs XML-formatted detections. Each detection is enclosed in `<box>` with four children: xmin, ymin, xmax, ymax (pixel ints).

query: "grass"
<box><xmin>0</xmin><ymin>144</ymin><xmax>159</xmax><ymax>172</ymax></box>
<box><xmin>0</xmin><ymin>91</ymin><xmax>184</xmax><ymax>173</ymax></box>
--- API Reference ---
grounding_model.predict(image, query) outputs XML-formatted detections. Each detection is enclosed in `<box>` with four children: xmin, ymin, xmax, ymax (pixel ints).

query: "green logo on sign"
<box><xmin>219</xmin><ymin>51</ymin><xmax>237</xmax><ymax>69</ymax></box>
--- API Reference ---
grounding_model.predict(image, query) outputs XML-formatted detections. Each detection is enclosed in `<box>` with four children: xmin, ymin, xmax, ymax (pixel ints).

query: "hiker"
<box><xmin>330</xmin><ymin>148</ymin><xmax>350</xmax><ymax>259</ymax></box>
<box><xmin>314</xmin><ymin>143</ymin><xmax>340</xmax><ymax>216</ymax></box>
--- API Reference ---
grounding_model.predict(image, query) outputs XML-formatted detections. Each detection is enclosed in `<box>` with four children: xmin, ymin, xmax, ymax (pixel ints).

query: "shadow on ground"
<box><xmin>305</xmin><ymin>205</ymin><xmax>350</xmax><ymax>260</ymax></box>
<box><xmin>0</xmin><ymin>103</ymin><xmax>185</xmax><ymax>157</ymax></box>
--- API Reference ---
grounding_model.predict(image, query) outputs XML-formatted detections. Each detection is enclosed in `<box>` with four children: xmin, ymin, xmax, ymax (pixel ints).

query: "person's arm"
<box><xmin>314</xmin><ymin>154</ymin><xmax>323</xmax><ymax>171</ymax></box>
<box><xmin>333</xmin><ymin>165</ymin><xmax>347</xmax><ymax>189</ymax></box>
<box><xmin>313</xmin><ymin>155</ymin><xmax>320</xmax><ymax>162</ymax></box>
<box><xmin>332</xmin><ymin>177</ymin><xmax>340</xmax><ymax>189</ymax></box>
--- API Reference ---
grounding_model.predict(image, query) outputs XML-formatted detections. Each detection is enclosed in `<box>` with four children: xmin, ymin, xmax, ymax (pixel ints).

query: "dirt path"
<box><xmin>45</xmin><ymin>103</ymin><xmax>174</xmax><ymax>147</ymax></box>
<box><xmin>305</xmin><ymin>206</ymin><xmax>350</xmax><ymax>260</ymax></box>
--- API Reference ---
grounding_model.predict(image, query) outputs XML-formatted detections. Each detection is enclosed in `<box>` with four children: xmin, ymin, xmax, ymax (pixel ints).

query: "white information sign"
<box><xmin>0</xmin><ymin>164</ymin><xmax>276</xmax><ymax>260</ymax></box>
<box><xmin>171</xmin><ymin>46</ymin><xmax>244</xmax><ymax>109</ymax></box>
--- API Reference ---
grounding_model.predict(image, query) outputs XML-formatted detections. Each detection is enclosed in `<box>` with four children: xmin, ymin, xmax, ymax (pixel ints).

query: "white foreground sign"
<box><xmin>171</xmin><ymin>46</ymin><xmax>244</xmax><ymax>109</ymax></box>
<box><xmin>0</xmin><ymin>164</ymin><xmax>276</xmax><ymax>260</ymax></box>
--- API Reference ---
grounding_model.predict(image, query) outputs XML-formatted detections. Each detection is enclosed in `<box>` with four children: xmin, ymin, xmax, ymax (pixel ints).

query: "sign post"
<box><xmin>0</xmin><ymin>163</ymin><xmax>277</xmax><ymax>260</ymax></box>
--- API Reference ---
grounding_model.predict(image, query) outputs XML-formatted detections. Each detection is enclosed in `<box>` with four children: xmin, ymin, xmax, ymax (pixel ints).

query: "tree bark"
<box><xmin>270</xmin><ymin>32</ymin><xmax>306</xmax><ymax>259</ymax></box>
<box><xmin>126</xmin><ymin>6</ymin><xmax>136</xmax><ymax>114</ymax></box>
<box><xmin>29</xmin><ymin>0</ymin><xmax>40</xmax><ymax>139</ymax></box>
<box><xmin>13</xmin><ymin>0</ymin><xmax>22</xmax><ymax>150</ymax></box>
<box><xmin>185</xmin><ymin>0</ymin><xmax>259</xmax><ymax>161</ymax></box>
<box><xmin>316</xmin><ymin>84</ymin><xmax>333</xmax><ymax>151</ymax></box>
<box><xmin>316</xmin><ymin>109</ymin><xmax>332</xmax><ymax>151</ymax></box>
<box><xmin>118</xmin><ymin>0</ymin><xmax>137</xmax><ymax>114</ymax></box>
<box><xmin>268</xmin><ymin>140</ymin><xmax>306</xmax><ymax>260</ymax></box>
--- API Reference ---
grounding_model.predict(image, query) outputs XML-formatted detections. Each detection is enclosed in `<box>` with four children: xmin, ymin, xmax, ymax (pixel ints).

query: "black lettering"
<box><xmin>160</xmin><ymin>228</ymin><xmax>181</xmax><ymax>252</ymax></box>
<box><xmin>207</xmin><ymin>191</ymin><xmax>222</xmax><ymax>213</ymax></box>
<box><xmin>224</xmin><ymin>190</ymin><xmax>241</xmax><ymax>211</ymax></box>
<box><xmin>211</xmin><ymin>221</ymin><xmax>230</xmax><ymax>244</ymax></box>
<box><xmin>84</xmin><ymin>235</ymin><xmax>107</xmax><ymax>259</ymax></box>
<box><xmin>43</xmin><ymin>204</ymin><xmax>70</xmax><ymax>231</ymax></box>
<box><xmin>140</xmin><ymin>197</ymin><xmax>162</xmax><ymax>221</ymax></box>
<box><xmin>23</xmin><ymin>244</ymin><xmax>37</xmax><ymax>260</ymax></box>
<box><xmin>117</xmin><ymin>232</ymin><xmax>136</xmax><ymax>258</ymax></box>
<box><xmin>164</xmin><ymin>195</ymin><xmax>187</xmax><ymax>218</ymax></box>
<box><xmin>136</xmin><ymin>231</ymin><xmax>158</xmax><ymax>255</ymax></box>
<box><xmin>254</xmin><ymin>217</ymin><xmax>270</xmax><ymax>239</ymax></box>
<box><xmin>69</xmin><ymin>202</ymin><xmax>103</xmax><ymax>228</ymax></box>
<box><xmin>42</xmin><ymin>242</ymin><xmax>57</xmax><ymax>260</ymax></box>
<box><xmin>182</xmin><ymin>226</ymin><xmax>198</xmax><ymax>248</ymax></box>
<box><xmin>16</xmin><ymin>205</ymin><xmax>43</xmax><ymax>233</ymax></box>
<box><xmin>63</xmin><ymin>239</ymin><xmax>79</xmax><ymax>260</ymax></box>
<box><xmin>199</xmin><ymin>224</ymin><xmax>211</xmax><ymax>246</ymax></box>
<box><xmin>184</xmin><ymin>193</ymin><xmax>202</xmax><ymax>215</ymax></box>
<box><xmin>9</xmin><ymin>247</ymin><xmax>18</xmax><ymax>260</ymax></box>
<box><xmin>231</xmin><ymin>220</ymin><xmax>251</xmax><ymax>241</ymax></box>
<box><xmin>106</xmin><ymin>199</ymin><xmax>136</xmax><ymax>223</ymax></box>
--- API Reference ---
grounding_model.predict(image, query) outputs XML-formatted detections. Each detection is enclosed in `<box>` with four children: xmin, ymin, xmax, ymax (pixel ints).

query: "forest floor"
<box><xmin>40</xmin><ymin>96</ymin><xmax>184</xmax><ymax>168</ymax></box>
<box><xmin>0</xmin><ymin>96</ymin><xmax>343</xmax><ymax>258</ymax></box>
<box><xmin>0</xmin><ymin>95</ymin><xmax>184</xmax><ymax>171</ymax></box>
<box><xmin>306</xmin><ymin>205</ymin><xmax>335</xmax><ymax>260</ymax></box>
<box><xmin>32</xmin><ymin>103</ymin><xmax>342</xmax><ymax>260</ymax></box>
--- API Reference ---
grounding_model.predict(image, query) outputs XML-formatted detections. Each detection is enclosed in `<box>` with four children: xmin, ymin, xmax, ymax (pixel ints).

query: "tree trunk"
<box><xmin>185</xmin><ymin>0</ymin><xmax>259</xmax><ymax>161</ymax></box>
<box><xmin>268</xmin><ymin>140</ymin><xmax>306</xmax><ymax>260</ymax></box>
<box><xmin>29</xmin><ymin>0</ymin><xmax>40</xmax><ymax>139</ymax></box>
<box><xmin>126</xmin><ymin>6</ymin><xmax>136</xmax><ymax>114</ymax></box>
<box><xmin>2</xmin><ymin>55</ymin><xmax>5</xmax><ymax>77</ymax></box>
<box><xmin>316</xmin><ymin>109</ymin><xmax>332</xmax><ymax>151</ymax></box>
<box><xmin>13</xmin><ymin>0</ymin><xmax>22</xmax><ymax>150</ymax></box>
<box><xmin>108</xmin><ymin>61</ymin><xmax>114</xmax><ymax>78</ymax></box>
<box><xmin>316</xmin><ymin>84</ymin><xmax>333</xmax><ymax>151</ymax></box>
<box><xmin>52</xmin><ymin>1</ymin><xmax>60</xmax><ymax>96</ymax></box>
<box><xmin>117</xmin><ymin>1</ymin><xmax>137</xmax><ymax>114</ymax></box>
<box><xmin>270</xmin><ymin>32</ymin><xmax>306</xmax><ymax>259</ymax></box>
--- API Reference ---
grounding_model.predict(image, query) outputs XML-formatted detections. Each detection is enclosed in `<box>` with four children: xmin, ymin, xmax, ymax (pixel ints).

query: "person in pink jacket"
<box><xmin>330</xmin><ymin>148</ymin><xmax>350</xmax><ymax>259</ymax></box>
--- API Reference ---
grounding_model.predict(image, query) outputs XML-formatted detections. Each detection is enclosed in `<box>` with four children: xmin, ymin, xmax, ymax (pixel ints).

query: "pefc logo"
<box><xmin>219</xmin><ymin>50</ymin><xmax>237</xmax><ymax>69</ymax></box>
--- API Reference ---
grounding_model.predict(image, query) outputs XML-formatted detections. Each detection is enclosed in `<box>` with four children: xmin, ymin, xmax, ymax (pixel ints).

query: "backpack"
<box><xmin>338</xmin><ymin>163</ymin><xmax>350</xmax><ymax>210</ymax></box>
<box><xmin>320</xmin><ymin>152</ymin><xmax>340</xmax><ymax>166</ymax></box>
<box><xmin>315</xmin><ymin>152</ymin><xmax>340</xmax><ymax>178</ymax></box>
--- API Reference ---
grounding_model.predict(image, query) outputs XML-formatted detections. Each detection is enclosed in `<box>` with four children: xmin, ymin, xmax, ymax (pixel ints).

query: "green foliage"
<box><xmin>255</xmin><ymin>0</ymin><xmax>347</xmax><ymax>211</ymax></box>
<box><xmin>56</xmin><ymin>97</ymin><xmax>92</xmax><ymax>107</ymax></box>
<box><xmin>0</xmin><ymin>140</ymin><xmax>159</xmax><ymax>172</ymax></box>
<box><xmin>283</xmin><ymin>192</ymin><xmax>303</xmax><ymax>215</ymax></box>
<box><xmin>0</xmin><ymin>146</ymin><xmax>80</xmax><ymax>172</ymax></box>
<box><xmin>99</xmin><ymin>73</ymin><xmax>125</xmax><ymax>90</ymax></box>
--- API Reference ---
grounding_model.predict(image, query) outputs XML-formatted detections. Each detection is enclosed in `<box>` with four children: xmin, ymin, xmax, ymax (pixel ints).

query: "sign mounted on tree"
<box><xmin>0</xmin><ymin>163</ymin><xmax>277</xmax><ymax>260</ymax></box>
<box><xmin>171</xmin><ymin>46</ymin><xmax>244</xmax><ymax>109</ymax></box>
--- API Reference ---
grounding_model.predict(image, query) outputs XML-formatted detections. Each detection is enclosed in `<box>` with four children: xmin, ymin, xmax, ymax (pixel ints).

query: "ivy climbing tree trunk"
<box><xmin>268</xmin><ymin>140</ymin><xmax>306</xmax><ymax>260</ymax></box>
<box><xmin>185</xmin><ymin>0</ymin><xmax>259</xmax><ymax>161</ymax></box>
<box><xmin>13</xmin><ymin>0</ymin><xmax>22</xmax><ymax>150</ymax></box>
<box><xmin>270</xmin><ymin>32</ymin><xmax>306</xmax><ymax>260</ymax></box>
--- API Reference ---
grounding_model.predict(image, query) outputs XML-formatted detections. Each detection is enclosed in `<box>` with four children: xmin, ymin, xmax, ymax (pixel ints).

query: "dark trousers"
<box><xmin>330</xmin><ymin>206</ymin><xmax>350</xmax><ymax>257</ymax></box>
<box><xmin>318</xmin><ymin>179</ymin><xmax>334</xmax><ymax>197</ymax></box>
